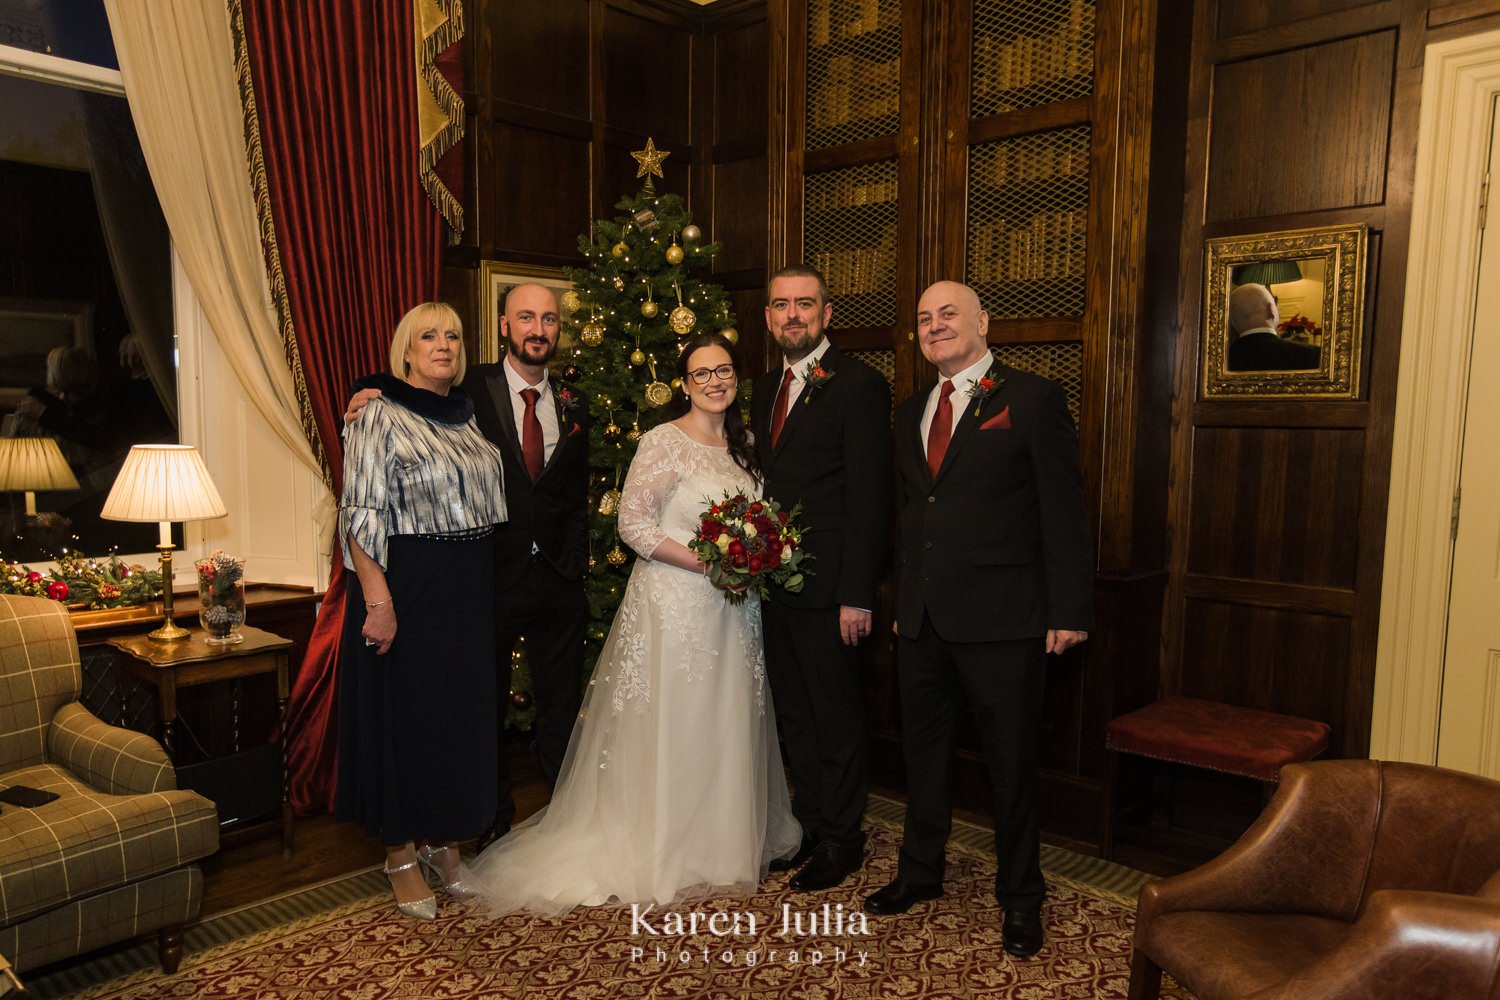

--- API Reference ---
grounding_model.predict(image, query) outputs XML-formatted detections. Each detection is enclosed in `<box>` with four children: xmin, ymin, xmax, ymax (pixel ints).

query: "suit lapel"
<box><xmin>538</xmin><ymin>383</ymin><xmax>574</xmax><ymax>481</ymax></box>
<box><xmin>904</xmin><ymin>394</ymin><xmax>933</xmax><ymax>488</ymax></box>
<box><xmin>772</xmin><ymin>343</ymin><xmax>840</xmax><ymax>458</ymax></box>
<box><xmin>932</xmin><ymin>365</ymin><xmax>1006</xmax><ymax>486</ymax></box>
<box><xmin>486</xmin><ymin>369</ymin><xmax>525</xmax><ymax>469</ymax></box>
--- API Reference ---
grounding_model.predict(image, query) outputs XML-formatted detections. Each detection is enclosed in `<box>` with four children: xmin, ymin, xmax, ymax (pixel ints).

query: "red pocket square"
<box><xmin>980</xmin><ymin>406</ymin><xmax>1012</xmax><ymax>430</ymax></box>
<box><xmin>568</xmin><ymin>421</ymin><xmax>583</xmax><ymax>438</ymax></box>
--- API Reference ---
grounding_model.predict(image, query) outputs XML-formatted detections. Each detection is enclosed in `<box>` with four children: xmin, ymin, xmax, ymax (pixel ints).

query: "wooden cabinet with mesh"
<box><xmin>769</xmin><ymin>0</ymin><xmax>1182</xmax><ymax>848</ymax></box>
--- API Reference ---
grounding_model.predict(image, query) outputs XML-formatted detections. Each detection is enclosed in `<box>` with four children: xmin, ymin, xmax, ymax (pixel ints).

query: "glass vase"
<box><xmin>198</xmin><ymin>574</ymin><xmax>246</xmax><ymax>645</ymax></box>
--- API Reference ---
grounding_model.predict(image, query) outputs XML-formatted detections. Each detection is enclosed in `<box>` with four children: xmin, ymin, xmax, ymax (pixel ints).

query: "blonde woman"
<box><xmin>336</xmin><ymin>302</ymin><xmax>507</xmax><ymax>918</ymax></box>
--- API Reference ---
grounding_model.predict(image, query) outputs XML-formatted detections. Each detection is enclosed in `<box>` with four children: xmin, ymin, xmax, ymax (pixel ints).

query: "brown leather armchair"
<box><xmin>1128</xmin><ymin>759</ymin><xmax>1500</xmax><ymax>1000</ymax></box>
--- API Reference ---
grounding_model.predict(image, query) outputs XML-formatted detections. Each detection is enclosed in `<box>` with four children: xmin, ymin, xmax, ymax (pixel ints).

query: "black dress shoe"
<box><xmin>863</xmin><ymin>877</ymin><xmax>943</xmax><ymax>914</ymax></box>
<box><xmin>769</xmin><ymin>835</ymin><xmax>817</xmax><ymax>873</ymax></box>
<box><xmin>788</xmin><ymin>843</ymin><xmax>861</xmax><ymax>891</ymax></box>
<box><xmin>1002</xmin><ymin>907</ymin><xmax>1044</xmax><ymax>957</ymax></box>
<box><xmin>475</xmin><ymin>818</ymin><xmax>511</xmax><ymax>852</ymax></box>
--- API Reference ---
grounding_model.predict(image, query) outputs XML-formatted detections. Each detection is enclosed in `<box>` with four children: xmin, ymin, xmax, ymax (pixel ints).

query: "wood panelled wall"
<box><xmin>441</xmin><ymin>0</ymin><xmax>770</xmax><ymax>366</ymax></box>
<box><xmin>1164</xmin><ymin>0</ymin><xmax>1500</xmax><ymax>761</ymax></box>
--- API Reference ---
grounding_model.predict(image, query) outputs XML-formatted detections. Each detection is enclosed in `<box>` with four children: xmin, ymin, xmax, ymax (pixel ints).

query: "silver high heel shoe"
<box><xmin>383</xmin><ymin>858</ymin><xmax>438</xmax><ymax>919</ymax></box>
<box><xmin>418</xmin><ymin>844</ymin><xmax>477</xmax><ymax>898</ymax></box>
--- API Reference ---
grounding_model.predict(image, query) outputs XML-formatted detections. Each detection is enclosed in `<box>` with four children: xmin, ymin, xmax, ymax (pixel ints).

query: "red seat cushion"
<box><xmin>1105</xmin><ymin>697</ymin><xmax>1330</xmax><ymax>782</ymax></box>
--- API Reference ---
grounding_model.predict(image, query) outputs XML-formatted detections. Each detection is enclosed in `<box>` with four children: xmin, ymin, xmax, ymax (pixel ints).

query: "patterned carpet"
<box><xmin>28</xmin><ymin>797</ymin><xmax>1190</xmax><ymax>999</ymax></box>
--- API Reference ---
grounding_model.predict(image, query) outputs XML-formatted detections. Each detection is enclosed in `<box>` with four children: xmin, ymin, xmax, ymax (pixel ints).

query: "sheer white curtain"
<box><xmin>102</xmin><ymin>0</ymin><xmax>329</xmax><ymax>527</ymax></box>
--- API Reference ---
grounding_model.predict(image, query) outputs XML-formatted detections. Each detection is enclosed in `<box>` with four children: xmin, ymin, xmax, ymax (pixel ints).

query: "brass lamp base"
<box><xmin>149</xmin><ymin>620</ymin><xmax>190</xmax><ymax>642</ymax></box>
<box><xmin>149</xmin><ymin>543</ymin><xmax>190</xmax><ymax>643</ymax></box>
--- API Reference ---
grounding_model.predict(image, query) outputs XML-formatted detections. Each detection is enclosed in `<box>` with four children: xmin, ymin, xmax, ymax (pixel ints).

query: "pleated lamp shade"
<box><xmin>0</xmin><ymin>437</ymin><xmax>81</xmax><ymax>492</ymax></box>
<box><xmin>101</xmin><ymin>445</ymin><xmax>227</xmax><ymax>524</ymax></box>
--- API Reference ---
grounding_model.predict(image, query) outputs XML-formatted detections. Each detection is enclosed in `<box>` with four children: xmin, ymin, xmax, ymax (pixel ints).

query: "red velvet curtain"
<box><xmin>240</xmin><ymin>1</ymin><xmax>446</xmax><ymax>813</ymax></box>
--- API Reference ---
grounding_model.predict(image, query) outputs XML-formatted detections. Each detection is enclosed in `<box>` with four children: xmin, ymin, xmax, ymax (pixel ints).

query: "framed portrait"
<box><xmin>478</xmin><ymin>261</ymin><xmax>576</xmax><ymax>365</ymax></box>
<box><xmin>0</xmin><ymin>297</ymin><xmax>94</xmax><ymax>409</ymax></box>
<box><xmin>1200</xmin><ymin>224</ymin><xmax>1367</xmax><ymax>400</ymax></box>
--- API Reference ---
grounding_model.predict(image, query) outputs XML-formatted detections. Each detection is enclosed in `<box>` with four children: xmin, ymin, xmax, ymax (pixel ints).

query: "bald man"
<box><xmin>346</xmin><ymin>284</ymin><xmax>590</xmax><ymax>850</ymax></box>
<box><xmin>863</xmin><ymin>281</ymin><xmax>1093</xmax><ymax>959</ymax></box>
<box><xmin>1226</xmin><ymin>283</ymin><xmax>1321</xmax><ymax>372</ymax></box>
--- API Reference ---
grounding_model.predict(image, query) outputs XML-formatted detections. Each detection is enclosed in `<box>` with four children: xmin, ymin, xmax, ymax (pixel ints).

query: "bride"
<box><xmin>467</xmin><ymin>330</ymin><xmax>802</xmax><ymax>916</ymax></box>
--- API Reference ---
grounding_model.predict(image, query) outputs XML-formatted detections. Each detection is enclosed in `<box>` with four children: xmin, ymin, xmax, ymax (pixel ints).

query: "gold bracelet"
<box><xmin>365</xmin><ymin>598</ymin><xmax>391</xmax><ymax>609</ymax></box>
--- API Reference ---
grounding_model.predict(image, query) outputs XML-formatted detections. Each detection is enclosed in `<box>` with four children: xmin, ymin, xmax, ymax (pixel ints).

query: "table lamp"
<box><xmin>0</xmin><ymin>437</ymin><xmax>81</xmax><ymax>517</ymax></box>
<box><xmin>101</xmin><ymin>444</ymin><xmax>227</xmax><ymax>642</ymax></box>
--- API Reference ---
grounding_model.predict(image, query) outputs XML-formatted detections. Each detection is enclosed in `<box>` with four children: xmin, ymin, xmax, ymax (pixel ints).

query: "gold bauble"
<box><xmin>580</xmin><ymin>322</ymin><xmax>605</xmax><ymax>348</ymax></box>
<box><xmin>612</xmin><ymin>241</ymin><xmax>628</xmax><ymax>258</ymax></box>
<box><xmin>561</xmin><ymin>290</ymin><xmax>581</xmax><ymax>314</ymax></box>
<box><xmin>665</xmin><ymin>243</ymin><xmax>684</xmax><ymax>265</ymax></box>
<box><xmin>606</xmin><ymin>545</ymin><xmax>627</xmax><ymax>567</ymax></box>
<box><xmin>640</xmin><ymin>300</ymin><xmax>659</xmax><ymax>319</ymax></box>
<box><xmin>598</xmin><ymin>488</ymin><xmax>622</xmax><ymax>516</ymax></box>
<box><xmin>670</xmin><ymin>377</ymin><xmax>683</xmax><ymax>390</ymax></box>
<box><xmin>629</xmin><ymin>348</ymin><xmax>646</xmax><ymax>366</ymax></box>
<box><xmin>681</xmin><ymin>224</ymin><xmax>702</xmax><ymax>244</ymax></box>
<box><xmin>720</xmin><ymin>326</ymin><xmax>739</xmax><ymax>345</ymax></box>
<box><xmin>603</xmin><ymin>421</ymin><xmax>622</xmax><ymax>441</ymax></box>
<box><xmin>644</xmin><ymin>381</ymin><xmax>672</xmax><ymax>407</ymax></box>
<box><xmin>613</xmin><ymin>276</ymin><xmax>626</xmax><ymax>291</ymax></box>
<box><xmin>589</xmin><ymin>555</ymin><xmax>598</xmax><ymax>569</ymax></box>
<box><xmin>669</xmin><ymin>305</ymin><xmax>696</xmax><ymax>336</ymax></box>
<box><xmin>626</xmin><ymin>424</ymin><xmax>642</xmax><ymax>443</ymax></box>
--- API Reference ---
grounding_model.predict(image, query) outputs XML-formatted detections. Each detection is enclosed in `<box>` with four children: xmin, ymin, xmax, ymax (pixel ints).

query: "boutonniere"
<box><xmin>555</xmin><ymin>382</ymin><xmax>585</xmax><ymax>415</ymax></box>
<box><xmin>801</xmin><ymin>360</ymin><xmax>835</xmax><ymax>405</ymax></box>
<box><xmin>966</xmin><ymin>367</ymin><xmax>1005</xmax><ymax>416</ymax></box>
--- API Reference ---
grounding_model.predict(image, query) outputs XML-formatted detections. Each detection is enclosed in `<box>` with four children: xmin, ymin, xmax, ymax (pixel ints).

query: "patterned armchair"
<box><xmin>0</xmin><ymin>594</ymin><xmax>219</xmax><ymax>975</ymax></box>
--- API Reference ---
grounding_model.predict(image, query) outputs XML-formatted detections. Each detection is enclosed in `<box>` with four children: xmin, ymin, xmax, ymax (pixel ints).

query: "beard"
<box><xmin>507</xmin><ymin>333</ymin><xmax>557</xmax><ymax>366</ymax></box>
<box><xmin>772</xmin><ymin>322</ymin><xmax>820</xmax><ymax>359</ymax></box>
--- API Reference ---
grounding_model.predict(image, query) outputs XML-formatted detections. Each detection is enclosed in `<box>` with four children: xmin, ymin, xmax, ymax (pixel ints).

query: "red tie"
<box><xmin>769</xmin><ymin>367</ymin><xmax>795</xmax><ymax>449</ymax></box>
<box><xmin>927</xmin><ymin>380</ymin><xmax>955</xmax><ymax>479</ymax></box>
<box><xmin>520</xmin><ymin>387</ymin><xmax>545</xmax><ymax>482</ymax></box>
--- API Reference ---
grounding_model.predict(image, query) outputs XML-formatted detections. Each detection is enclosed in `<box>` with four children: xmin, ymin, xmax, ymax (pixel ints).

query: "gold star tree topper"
<box><xmin>631</xmin><ymin>137</ymin><xmax>670</xmax><ymax>180</ymax></box>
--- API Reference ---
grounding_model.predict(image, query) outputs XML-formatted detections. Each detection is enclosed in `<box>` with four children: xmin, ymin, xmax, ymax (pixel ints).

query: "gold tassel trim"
<box><xmin>229</xmin><ymin>0</ymin><xmax>333</xmax><ymax>489</ymax></box>
<box><xmin>415</xmin><ymin>0</ymin><xmax>464</xmax><ymax>242</ymax></box>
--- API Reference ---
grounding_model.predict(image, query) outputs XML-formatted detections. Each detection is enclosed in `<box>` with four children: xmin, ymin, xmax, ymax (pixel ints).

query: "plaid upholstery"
<box><xmin>0</xmin><ymin>597</ymin><xmax>80</xmax><ymax>773</ymax></box>
<box><xmin>0</xmin><ymin>595</ymin><xmax>217</xmax><ymax>972</ymax></box>
<box><xmin>0</xmin><ymin>866</ymin><xmax>200</xmax><ymax>974</ymax></box>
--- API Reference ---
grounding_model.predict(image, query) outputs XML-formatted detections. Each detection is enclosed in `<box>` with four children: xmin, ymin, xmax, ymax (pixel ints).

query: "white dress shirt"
<box><xmin>503</xmin><ymin>356</ymin><xmax>560</xmax><ymax>463</ymax></box>
<box><xmin>920</xmin><ymin>351</ymin><xmax>995</xmax><ymax>458</ymax></box>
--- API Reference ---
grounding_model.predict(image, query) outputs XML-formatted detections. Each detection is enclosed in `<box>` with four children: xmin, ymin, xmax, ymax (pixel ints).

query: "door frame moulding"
<box><xmin>1370</xmin><ymin>28</ymin><xmax>1500</xmax><ymax>764</ymax></box>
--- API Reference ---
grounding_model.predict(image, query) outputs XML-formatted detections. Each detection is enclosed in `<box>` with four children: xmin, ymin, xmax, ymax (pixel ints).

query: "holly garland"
<box><xmin>1</xmin><ymin>552</ymin><xmax>162</xmax><ymax>609</ymax></box>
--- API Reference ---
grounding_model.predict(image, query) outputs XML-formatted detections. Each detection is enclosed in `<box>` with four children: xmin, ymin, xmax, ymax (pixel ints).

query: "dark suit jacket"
<box><xmin>750</xmin><ymin>344</ymin><xmax>891</xmax><ymax>611</ymax></box>
<box><xmin>1227</xmin><ymin>331</ymin><xmax>1321</xmax><ymax>372</ymax></box>
<box><xmin>894</xmin><ymin>364</ymin><xmax>1093</xmax><ymax>642</ymax></box>
<box><xmin>464</xmin><ymin>363</ymin><xmax>590</xmax><ymax>589</ymax></box>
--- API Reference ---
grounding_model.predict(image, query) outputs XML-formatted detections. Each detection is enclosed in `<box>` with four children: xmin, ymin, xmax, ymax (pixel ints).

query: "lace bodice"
<box><xmin>617</xmin><ymin>422</ymin><xmax>760</xmax><ymax>560</ymax></box>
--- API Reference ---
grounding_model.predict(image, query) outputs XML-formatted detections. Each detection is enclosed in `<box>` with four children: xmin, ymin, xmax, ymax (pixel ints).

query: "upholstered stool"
<box><xmin>1100</xmin><ymin>696</ymin><xmax>1330</xmax><ymax>860</ymax></box>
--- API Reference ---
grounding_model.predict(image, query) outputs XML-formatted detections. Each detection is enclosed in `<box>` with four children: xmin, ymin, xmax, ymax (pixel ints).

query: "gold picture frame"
<box><xmin>1200</xmin><ymin>223</ymin><xmax>1367</xmax><ymax>399</ymax></box>
<box><xmin>478</xmin><ymin>261</ymin><xmax>576</xmax><ymax>365</ymax></box>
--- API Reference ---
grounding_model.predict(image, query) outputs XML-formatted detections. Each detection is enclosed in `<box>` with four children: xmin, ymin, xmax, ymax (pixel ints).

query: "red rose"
<box><xmin>768</xmin><ymin>550</ymin><xmax>781</xmax><ymax>569</ymax></box>
<box><xmin>748</xmin><ymin>554</ymin><xmax>764</xmax><ymax>573</ymax></box>
<box><xmin>778</xmin><ymin>511</ymin><xmax>790</xmax><ymax>525</ymax></box>
<box><xmin>731</xmin><ymin>552</ymin><xmax>748</xmax><ymax>568</ymax></box>
<box><xmin>727</xmin><ymin>540</ymin><xmax>744</xmax><ymax>555</ymax></box>
<box><xmin>749</xmin><ymin>502</ymin><xmax>764</xmax><ymax>514</ymax></box>
<box><xmin>46</xmin><ymin>580</ymin><xmax>69</xmax><ymax>601</ymax></box>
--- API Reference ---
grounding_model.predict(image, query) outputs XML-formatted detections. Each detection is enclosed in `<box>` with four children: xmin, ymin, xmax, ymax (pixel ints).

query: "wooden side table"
<box><xmin>107</xmin><ymin>625</ymin><xmax>295</xmax><ymax>858</ymax></box>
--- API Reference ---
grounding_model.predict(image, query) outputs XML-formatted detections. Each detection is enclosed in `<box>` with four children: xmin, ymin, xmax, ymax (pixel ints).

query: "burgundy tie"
<box><xmin>926</xmin><ymin>380</ymin><xmax>956</xmax><ymax>479</ymax></box>
<box><xmin>769</xmin><ymin>367</ymin><xmax>795</xmax><ymax>449</ymax></box>
<box><xmin>520</xmin><ymin>387</ymin><xmax>545</xmax><ymax>482</ymax></box>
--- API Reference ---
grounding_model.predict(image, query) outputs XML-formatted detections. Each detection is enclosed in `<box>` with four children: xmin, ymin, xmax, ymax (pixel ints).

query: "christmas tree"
<box><xmin>520</xmin><ymin>140</ymin><xmax>741</xmax><ymax>712</ymax></box>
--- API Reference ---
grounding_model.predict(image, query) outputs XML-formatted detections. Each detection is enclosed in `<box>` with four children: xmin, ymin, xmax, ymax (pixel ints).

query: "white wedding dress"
<box><xmin>468</xmin><ymin>422</ymin><xmax>802</xmax><ymax>917</ymax></box>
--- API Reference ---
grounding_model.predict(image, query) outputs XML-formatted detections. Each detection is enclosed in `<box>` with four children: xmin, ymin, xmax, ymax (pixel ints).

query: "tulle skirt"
<box><xmin>468</xmin><ymin>557</ymin><xmax>801</xmax><ymax>917</ymax></box>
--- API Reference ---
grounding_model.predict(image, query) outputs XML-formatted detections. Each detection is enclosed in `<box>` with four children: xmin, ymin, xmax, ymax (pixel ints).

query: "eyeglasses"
<box><xmin>686</xmin><ymin>364</ymin><xmax>737</xmax><ymax>385</ymax></box>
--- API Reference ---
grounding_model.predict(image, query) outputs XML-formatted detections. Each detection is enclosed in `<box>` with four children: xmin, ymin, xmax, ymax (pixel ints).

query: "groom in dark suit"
<box><xmin>863</xmin><ymin>281</ymin><xmax>1092</xmax><ymax>959</ymax></box>
<box><xmin>750</xmin><ymin>264</ymin><xmax>891</xmax><ymax>892</ymax></box>
<box><xmin>466</xmin><ymin>283</ymin><xmax>590</xmax><ymax>849</ymax></box>
<box><xmin>343</xmin><ymin>283</ymin><xmax>589</xmax><ymax>851</ymax></box>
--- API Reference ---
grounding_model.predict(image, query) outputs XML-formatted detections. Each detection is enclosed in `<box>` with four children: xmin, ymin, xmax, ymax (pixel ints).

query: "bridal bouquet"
<box><xmin>690</xmin><ymin>493</ymin><xmax>809</xmax><ymax>605</ymax></box>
